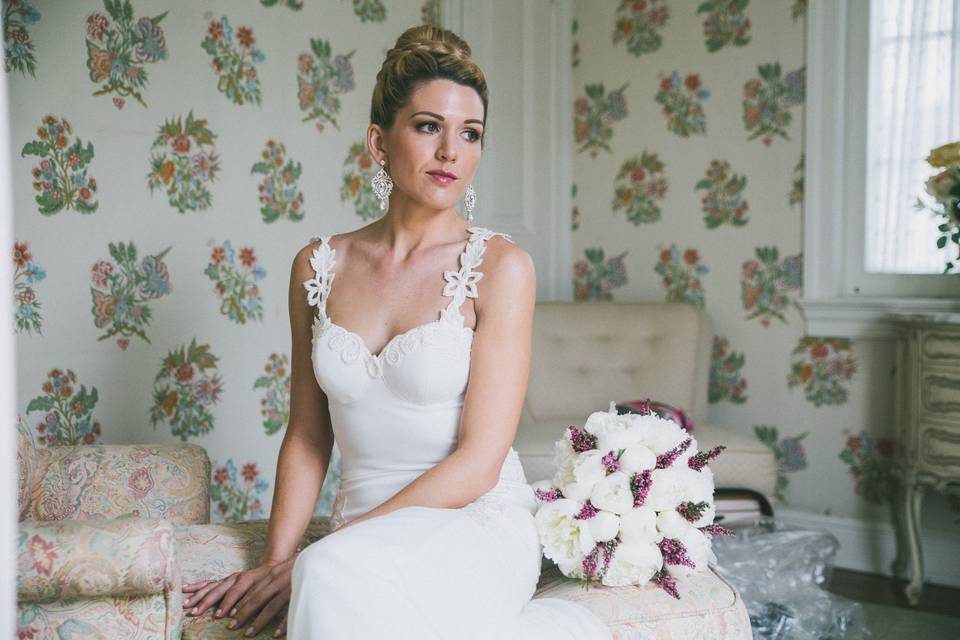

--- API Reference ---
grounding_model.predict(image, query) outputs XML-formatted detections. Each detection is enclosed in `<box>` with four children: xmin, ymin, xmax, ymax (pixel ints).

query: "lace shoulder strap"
<box><xmin>441</xmin><ymin>226</ymin><xmax>514</xmax><ymax>319</ymax></box>
<box><xmin>302</xmin><ymin>235</ymin><xmax>336</xmax><ymax>317</ymax></box>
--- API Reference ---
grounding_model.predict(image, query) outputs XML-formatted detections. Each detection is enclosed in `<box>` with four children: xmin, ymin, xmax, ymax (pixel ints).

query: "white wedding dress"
<box><xmin>286</xmin><ymin>226</ymin><xmax>611</xmax><ymax>639</ymax></box>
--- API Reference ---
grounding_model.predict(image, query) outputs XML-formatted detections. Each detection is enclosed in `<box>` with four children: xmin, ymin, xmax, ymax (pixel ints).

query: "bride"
<box><xmin>181</xmin><ymin>24</ymin><xmax>611</xmax><ymax>639</ymax></box>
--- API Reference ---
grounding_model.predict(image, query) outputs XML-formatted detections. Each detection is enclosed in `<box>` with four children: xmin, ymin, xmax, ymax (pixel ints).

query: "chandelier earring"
<box><xmin>463</xmin><ymin>184</ymin><xmax>477</xmax><ymax>221</ymax></box>
<box><xmin>371</xmin><ymin>159</ymin><xmax>393</xmax><ymax>211</ymax></box>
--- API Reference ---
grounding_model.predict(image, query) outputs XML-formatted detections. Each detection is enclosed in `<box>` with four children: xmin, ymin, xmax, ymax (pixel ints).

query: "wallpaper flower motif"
<box><xmin>839</xmin><ymin>430</ymin><xmax>895</xmax><ymax>505</ymax></box>
<box><xmin>574</xmin><ymin>82</ymin><xmax>628</xmax><ymax>157</ymax></box>
<box><xmin>85</xmin><ymin>0</ymin><xmax>168</xmax><ymax>108</ymax></box>
<box><xmin>90</xmin><ymin>241</ymin><xmax>172</xmax><ymax>350</ymax></box>
<box><xmin>695</xmin><ymin>160</ymin><xmax>748</xmax><ymax>228</ymax></box>
<box><xmin>571</xmin><ymin>183</ymin><xmax>580</xmax><ymax>231</ymax></box>
<box><xmin>421</xmin><ymin>0</ymin><xmax>441</xmax><ymax>26</ymax></box>
<box><xmin>341</xmin><ymin>140</ymin><xmax>379</xmax><ymax>221</ymax></box>
<box><xmin>260</xmin><ymin>0</ymin><xmax>303</xmax><ymax>9</ymax></box>
<box><xmin>574</xmin><ymin>247</ymin><xmax>629</xmax><ymax>301</ymax></box>
<box><xmin>252</xmin><ymin>140</ymin><xmax>305</xmax><ymax>223</ymax></box>
<box><xmin>201</xmin><ymin>16</ymin><xmax>266</xmax><ymax>107</ymax></box>
<box><xmin>654</xmin><ymin>244</ymin><xmax>708</xmax><ymax>308</ymax></box>
<box><xmin>792</xmin><ymin>0</ymin><xmax>808</xmax><ymax>21</ymax></box>
<box><xmin>21</xmin><ymin>115</ymin><xmax>98</xmax><ymax>215</ymax></box>
<box><xmin>571</xmin><ymin>19</ymin><xmax>580</xmax><ymax>68</ymax></box>
<box><xmin>149</xmin><ymin>338</ymin><xmax>223</xmax><ymax>441</ymax></box>
<box><xmin>3</xmin><ymin>0</ymin><xmax>40</xmax><ymax>77</ymax></box>
<box><xmin>743</xmin><ymin>62</ymin><xmax>805</xmax><ymax>145</ymax></box>
<box><xmin>13</xmin><ymin>241</ymin><xmax>46</xmax><ymax>335</ymax></box>
<box><xmin>211</xmin><ymin>459</ymin><xmax>269</xmax><ymax>523</ymax></box>
<box><xmin>612</xmin><ymin>151</ymin><xmax>668</xmax><ymax>225</ymax></box>
<box><xmin>789</xmin><ymin>153</ymin><xmax>804</xmax><ymax>207</ymax></box>
<box><xmin>297</xmin><ymin>38</ymin><xmax>356</xmax><ymax>134</ymax></box>
<box><xmin>204</xmin><ymin>240</ymin><xmax>267</xmax><ymax>325</ymax></box>
<box><xmin>697</xmin><ymin>0</ymin><xmax>751</xmax><ymax>52</ymax></box>
<box><xmin>147</xmin><ymin>111</ymin><xmax>221</xmax><ymax>213</ymax></box>
<box><xmin>612</xmin><ymin>0</ymin><xmax>668</xmax><ymax>57</ymax></box>
<box><xmin>709</xmin><ymin>336</ymin><xmax>748</xmax><ymax>404</ymax></box>
<box><xmin>754</xmin><ymin>425</ymin><xmax>807</xmax><ymax>503</ymax></box>
<box><xmin>655</xmin><ymin>71</ymin><xmax>709</xmax><ymax>137</ymax></box>
<box><xmin>351</xmin><ymin>0</ymin><xmax>386</xmax><ymax>23</ymax></box>
<box><xmin>254</xmin><ymin>352</ymin><xmax>291</xmax><ymax>436</ymax></box>
<box><xmin>741</xmin><ymin>246</ymin><xmax>802</xmax><ymax>327</ymax></box>
<box><xmin>26</xmin><ymin>369</ymin><xmax>102</xmax><ymax>446</ymax></box>
<box><xmin>788</xmin><ymin>337</ymin><xmax>856</xmax><ymax>407</ymax></box>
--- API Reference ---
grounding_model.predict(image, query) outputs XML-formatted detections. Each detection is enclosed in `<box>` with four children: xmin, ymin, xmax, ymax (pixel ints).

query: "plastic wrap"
<box><xmin>711</xmin><ymin>517</ymin><xmax>869</xmax><ymax>640</ymax></box>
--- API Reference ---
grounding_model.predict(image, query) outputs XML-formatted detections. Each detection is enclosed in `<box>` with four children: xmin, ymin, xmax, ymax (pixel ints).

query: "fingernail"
<box><xmin>226</xmin><ymin>620</ymin><xmax>237</xmax><ymax>630</ymax></box>
<box><xmin>245</xmin><ymin>627</ymin><xmax>255</xmax><ymax>637</ymax></box>
<box><xmin>274</xmin><ymin>629</ymin><xmax>282</xmax><ymax>637</ymax></box>
<box><xmin>229</xmin><ymin>607</ymin><xmax>237</xmax><ymax>617</ymax></box>
<box><xmin>191</xmin><ymin>607</ymin><xmax>198</xmax><ymax>615</ymax></box>
<box><xmin>215</xmin><ymin>608</ymin><xmax>222</xmax><ymax>618</ymax></box>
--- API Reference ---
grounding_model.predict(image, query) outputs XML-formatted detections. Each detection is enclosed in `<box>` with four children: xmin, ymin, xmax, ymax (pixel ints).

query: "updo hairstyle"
<box><xmin>370</xmin><ymin>25</ymin><xmax>488</xmax><ymax>143</ymax></box>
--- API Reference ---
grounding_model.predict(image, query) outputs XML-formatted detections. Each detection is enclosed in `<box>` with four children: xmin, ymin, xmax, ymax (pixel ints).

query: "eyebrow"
<box><xmin>410</xmin><ymin>111</ymin><xmax>484</xmax><ymax>126</ymax></box>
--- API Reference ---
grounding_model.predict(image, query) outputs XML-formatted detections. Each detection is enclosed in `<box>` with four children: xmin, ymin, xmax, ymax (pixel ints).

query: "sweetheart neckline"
<box><xmin>312</xmin><ymin>313</ymin><xmax>474</xmax><ymax>361</ymax></box>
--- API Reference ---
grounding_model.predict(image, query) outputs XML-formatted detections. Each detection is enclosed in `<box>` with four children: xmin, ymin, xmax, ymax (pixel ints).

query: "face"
<box><xmin>368</xmin><ymin>78</ymin><xmax>485</xmax><ymax>213</ymax></box>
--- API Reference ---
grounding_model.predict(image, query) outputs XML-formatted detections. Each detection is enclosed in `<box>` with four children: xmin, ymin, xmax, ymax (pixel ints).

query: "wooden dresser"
<box><xmin>891</xmin><ymin>315</ymin><xmax>960</xmax><ymax>605</ymax></box>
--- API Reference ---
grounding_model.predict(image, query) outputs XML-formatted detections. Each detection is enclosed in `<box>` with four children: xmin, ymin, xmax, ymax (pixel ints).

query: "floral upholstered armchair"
<box><xmin>15</xmin><ymin>419</ymin><xmax>330</xmax><ymax>640</ymax></box>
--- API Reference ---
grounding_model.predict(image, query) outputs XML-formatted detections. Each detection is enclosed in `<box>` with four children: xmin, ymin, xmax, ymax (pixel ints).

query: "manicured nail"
<box><xmin>274</xmin><ymin>628</ymin><xmax>282</xmax><ymax>637</ymax></box>
<box><xmin>215</xmin><ymin>608</ymin><xmax>222</xmax><ymax>618</ymax></box>
<box><xmin>191</xmin><ymin>607</ymin><xmax>198</xmax><ymax>615</ymax></box>
<box><xmin>226</xmin><ymin>620</ymin><xmax>237</xmax><ymax>630</ymax></box>
<box><xmin>245</xmin><ymin>627</ymin><xmax>255</xmax><ymax>637</ymax></box>
<box><xmin>229</xmin><ymin>607</ymin><xmax>237</xmax><ymax>617</ymax></box>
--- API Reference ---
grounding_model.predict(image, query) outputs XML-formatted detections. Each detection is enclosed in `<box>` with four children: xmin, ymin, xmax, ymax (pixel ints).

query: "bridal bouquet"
<box><xmin>916</xmin><ymin>141</ymin><xmax>960</xmax><ymax>272</ymax></box>
<box><xmin>532</xmin><ymin>401</ymin><xmax>730</xmax><ymax>598</ymax></box>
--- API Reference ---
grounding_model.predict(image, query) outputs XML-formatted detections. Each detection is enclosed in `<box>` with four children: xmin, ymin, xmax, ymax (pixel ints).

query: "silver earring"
<box><xmin>371</xmin><ymin>159</ymin><xmax>393</xmax><ymax>211</ymax></box>
<box><xmin>464</xmin><ymin>184</ymin><xmax>476</xmax><ymax>221</ymax></box>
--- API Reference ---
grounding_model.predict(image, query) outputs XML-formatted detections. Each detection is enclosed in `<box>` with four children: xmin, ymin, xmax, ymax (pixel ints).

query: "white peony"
<box><xmin>664</xmin><ymin>527</ymin><xmax>715</xmax><ymax>579</ymax></box>
<box><xmin>560</xmin><ymin>480</ymin><xmax>593</xmax><ymax>503</ymax></box>
<box><xmin>618</xmin><ymin>444</ymin><xmax>656</xmax><ymax>474</ymax></box>
<box><xmin>623</xmin><ymin>413</ymin><xmax>688</xmax><ymax>453</ymax></box>
<box><xmin>586</xmin><ymin>510</ymin><xmax>621</xmax><ymax>542</ymax></box>
<box><xmin>589</xmin><ymin>471</ymin><xmax>634</xmax><ymax>515</ymax></box>
<box><xmin>572</xmin><ymin>449</ymin><xmax>606</xmax><ymax>488</ymax></box>
<box><xmin>551</xmin><ymin>438</ymin><xmax>578</xmax><ymax>487</ymax></box>
<box><xmin>656</xmin><ymin>509</ymin><xmax>695</xmax><ymax>539</ymax></box>
<box><xmin>618</xmin><ymin>506</ymin><xmax>659</xmax><ymax>544</ymax></box>
<box><xmin>531</xmin><ymin>479</ymin><xmax>558</xmax><ymax>503</ymax></box>
<box><xmin>601</xmin><ymin>542</ymin><xmax>663</xmax><ymax>587</ymax></box>
<box><xmin>644</xmin><ymin>466</ymin><xmax>687</xmax><ymax>511</ymax></box>
<box><xmin>534</xmin><ymin>498</ymin><xmax>596</xmax><ymax>574</ymax></box>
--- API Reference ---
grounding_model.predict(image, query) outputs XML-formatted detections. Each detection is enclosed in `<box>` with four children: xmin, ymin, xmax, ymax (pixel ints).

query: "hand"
<box><xmin>182</xmin><ymin>555</ymin><xmax>298</xmax><ymax>638</ymax></box>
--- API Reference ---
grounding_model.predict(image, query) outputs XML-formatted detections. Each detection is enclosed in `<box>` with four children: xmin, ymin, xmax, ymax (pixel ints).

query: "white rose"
<box><xmin>572</xmin><ymin>449</ymin><xmax>606</xmax><ymax>488</ymax></box>
<box><xmin>644</xmin><ymin>467</ymin><xmax>686</xmax><ymax>511</ymax></box>
<box><xmin>589</xmin><ymin>471</ymin><xmax>634</xmax><ymax>515</ymax></box>
<box><xmin>618</xmin><ymin>444</ymin><xmax>656</xmax><ymax>474</ymax></box>
<box><xmin>535</xmin><ymin>498</ymin><xmax>596</xmax><ymax>571</ymax></box>
<box><xmin>587</xmin><ymin>510</ymin><xmax>621</xmax><ymax>542</ymax></box>
<box><xmin>656</xmin><ymin>509</ymin><xmax>694</xmax><ymax>539</ymax></box>
<box><xmin>618</xmin><ymin>506</ymin><xmax>659</xmax><ymax>544</ymax></box>
<box><xmin>601</xmin><ymin>541</ymin><xmax>663</xmax><ymax>587</ymax></box>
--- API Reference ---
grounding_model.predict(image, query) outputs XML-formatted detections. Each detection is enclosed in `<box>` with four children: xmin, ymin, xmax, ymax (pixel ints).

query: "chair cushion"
<box><xmin>533</xmin><ymin>560</ymin><xmax>752</xmax><ymax>639</ymax></box>
<box><xmin>514</xmin><ymin>418</ymin><xmax>776</xmax><ymax>498</ymax></box>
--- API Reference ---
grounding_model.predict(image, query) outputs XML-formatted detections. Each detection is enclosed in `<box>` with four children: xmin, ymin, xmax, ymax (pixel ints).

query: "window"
<box><xmin>803</xmin><ymin>0</ymin><xmax>960</xmax><ymax>338</ymax></box>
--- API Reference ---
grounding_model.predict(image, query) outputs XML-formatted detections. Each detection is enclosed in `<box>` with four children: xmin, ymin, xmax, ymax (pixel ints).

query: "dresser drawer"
<box><xmin>922</xmin><ymin>330</ymin><xmax>960</xmax><ymax>368</ymax></box>
<box><xmin>920</xmin><ymin>367</ymin><xmax>960</xmax><ymax>421</ymax></box>
<box><xmin>918</xmin><ymin>421</ymin><xmax>960</xmax><ymax>476</ymax></box>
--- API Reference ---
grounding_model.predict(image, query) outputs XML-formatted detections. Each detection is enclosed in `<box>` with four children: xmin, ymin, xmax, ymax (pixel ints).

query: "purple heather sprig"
<box><xmin>630</xmin><ymin>469</ymin><xmax>653</xmax><ymax>507</ymax></box>
<box><xmin>699</xmin><ymin>523</ymin><xmax>735</xmax><ymax>538</ymax></box>
<box><xmin>676</xmin><ymin>501</ymin><xmax>710</xmax><ymax>523</ymax></box>
<box><xmin>579</xmin><ymin>536</ymin><xmax>620</xmax><ymax>585</ymax></box>
<box><xmin>568</xmin><ymin>425</ymin><xmax>598</xmax><ymax>452</ymax></box>
<box><xmin>658</xmin><ymin>537</ymin><xmax>696</xmax><ymax>569</ymax></box>
<box><xmin>652</xmin><ymin>567</ymin><xmax>680</xmax><ymax>599</ymax></box>
<box><xmin>574</xmin><ymin>499</ymin><xmax>600</xmax><ymax>520</ymax></box>
<box><xmin>656</xmin><ymin>437</ymin><xmax>693</xmax><ymax>469</ymax></box>
<box><xmin>601</xmin><ymin>449</ymin><xmax>623</xmax><ymax>474</ymax></box>
<box><xmin>534</xmin><ymin>486</ymin><xmax>564</xmax><ymax>502</ymax></box>
<box><xmin>688</xmin><ymin>445</ymin><xmax>726</xmax><ymax>472</ymax></box>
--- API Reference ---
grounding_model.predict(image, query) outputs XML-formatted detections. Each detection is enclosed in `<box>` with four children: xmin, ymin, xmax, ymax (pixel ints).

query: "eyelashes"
<box><xmin>415</xmin><ymin>121</ymin><xmax>481</xmax><ymax>142</ymax></box>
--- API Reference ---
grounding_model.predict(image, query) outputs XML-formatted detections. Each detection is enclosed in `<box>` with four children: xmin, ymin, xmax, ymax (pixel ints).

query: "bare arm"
<box><xmin>340</xmin><ymin>238</ymin><xmax>536</xmax><ymax>530</ymax></box>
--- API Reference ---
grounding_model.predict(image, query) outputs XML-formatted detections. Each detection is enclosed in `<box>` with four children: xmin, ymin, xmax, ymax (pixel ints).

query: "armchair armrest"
<box><xmin>18</xmin><ymin>517</ymin><xmax>181</xmax><ymax>605</ymax></box>
<box><xmin>28</xmin><ymin>443</ymin><xmax>210</xmax><ymax>525</ymax></box>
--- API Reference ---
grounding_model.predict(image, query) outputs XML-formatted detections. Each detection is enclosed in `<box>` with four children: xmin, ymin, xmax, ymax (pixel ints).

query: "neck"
<box><xmin>373</xmin><ymin>193</ymin><xmax>471</xmax><ymax>255</ymax></box>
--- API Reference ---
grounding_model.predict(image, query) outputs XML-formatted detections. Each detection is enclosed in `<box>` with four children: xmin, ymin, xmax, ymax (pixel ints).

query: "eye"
<box><xmin>463</xmin><ymin>129</ymin><xmax>481</xmax><ymax>143</ymax></box>
<box><xmin>416</xmin><ymin>121</ymin><xmax>440</xmax><ymax>134</ymax></box>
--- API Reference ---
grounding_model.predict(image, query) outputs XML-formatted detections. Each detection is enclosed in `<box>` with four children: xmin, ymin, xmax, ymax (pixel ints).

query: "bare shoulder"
<box><xmin>477</xmin><ymin>234</ymin><xmax>536</xmax><ymax>308</ymax></box>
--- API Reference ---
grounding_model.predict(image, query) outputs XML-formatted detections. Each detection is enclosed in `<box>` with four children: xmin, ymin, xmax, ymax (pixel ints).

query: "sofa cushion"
<box><xmin>514</xmin><ymin>418</ymin><xmax>776</xmax><ymax>498</ymax></box>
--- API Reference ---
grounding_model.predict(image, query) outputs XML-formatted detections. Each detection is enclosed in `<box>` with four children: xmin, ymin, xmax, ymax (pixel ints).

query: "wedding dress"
<box><xmin>286</xmin><ymin>226</ymin><xmax>611</xmax><ymax>639</ymax></box>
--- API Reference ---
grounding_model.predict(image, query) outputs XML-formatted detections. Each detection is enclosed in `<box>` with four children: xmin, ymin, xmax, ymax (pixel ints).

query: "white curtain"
<box><xmin>865</xmin><ymin>0</ymin><xmax>960</xmax><ymax>274</ymax></box>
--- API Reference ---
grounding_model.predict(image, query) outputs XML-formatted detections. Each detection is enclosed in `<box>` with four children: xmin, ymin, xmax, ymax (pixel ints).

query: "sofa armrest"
<box><xmin>18</xmin><ymin>517</ymin><xmax>181</xmax><ymax>605</ymax></box>
<box><xmin>28</xmin><ymin>443</ymin><xmax>210</xmax><ymax>525</ymax></box>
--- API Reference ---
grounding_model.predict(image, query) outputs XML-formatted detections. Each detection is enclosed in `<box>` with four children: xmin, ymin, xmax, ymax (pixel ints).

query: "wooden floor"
<box><xmin>827</xmin><ymin>568</ymin><xmax>960</xmax><ymax>619</ymax></box>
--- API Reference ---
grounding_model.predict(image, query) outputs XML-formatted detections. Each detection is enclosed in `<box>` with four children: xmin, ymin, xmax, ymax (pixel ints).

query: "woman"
<box><xmin>182</xmin><ymin>25</ymin><xmax>612</xmax><ymax>639</ymax></box>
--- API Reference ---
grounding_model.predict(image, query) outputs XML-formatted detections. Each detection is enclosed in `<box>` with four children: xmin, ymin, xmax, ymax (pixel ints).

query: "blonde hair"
<box><xmin>370</xmin><ymin>25</ymin><xmax>488</xmax><ymax>141</ymax></box>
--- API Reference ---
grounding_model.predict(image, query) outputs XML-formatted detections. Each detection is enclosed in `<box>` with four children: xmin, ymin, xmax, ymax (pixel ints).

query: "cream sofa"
<box><xmin>514</xmin><ymin>301</ymin><xmax>777</xmax><ymax>499</ymax></box>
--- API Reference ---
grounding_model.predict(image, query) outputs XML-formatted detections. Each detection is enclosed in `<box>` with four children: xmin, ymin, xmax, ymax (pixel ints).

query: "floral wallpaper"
<box><xmin>570</xmin><ymin>0</ymin><xmax>957</xmax><ymax>533</ymax></box>
<box><xmin>9</xmin><ymin>0</ymin><xmax>441</xmax><ymax>524</ymax></box>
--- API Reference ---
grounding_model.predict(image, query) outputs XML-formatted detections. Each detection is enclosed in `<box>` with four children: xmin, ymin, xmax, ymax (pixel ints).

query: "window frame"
<box><xmin>802</xmin><ymin>0</ymin><xmax>960</xmax><ymax>339</ymax></box>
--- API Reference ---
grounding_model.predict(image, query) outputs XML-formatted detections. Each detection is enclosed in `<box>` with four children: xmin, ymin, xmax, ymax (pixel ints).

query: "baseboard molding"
<box><xmin>776</xmin><ymin>508</ymin><xmax>960</xmax><ymax>589</ymax></box>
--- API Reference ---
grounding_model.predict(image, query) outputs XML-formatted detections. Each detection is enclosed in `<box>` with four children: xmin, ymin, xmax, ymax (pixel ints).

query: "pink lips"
<box><xmin>427</xmin><ymin>170</ymin><xmax>458</xmax><ymax>185</ymax></box>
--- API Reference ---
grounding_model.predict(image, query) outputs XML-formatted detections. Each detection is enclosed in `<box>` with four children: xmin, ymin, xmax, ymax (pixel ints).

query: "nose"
<box><xmin>436</xmin><ymin>131</ymin><xmax>458</xmax><ymax>163</ymax></box>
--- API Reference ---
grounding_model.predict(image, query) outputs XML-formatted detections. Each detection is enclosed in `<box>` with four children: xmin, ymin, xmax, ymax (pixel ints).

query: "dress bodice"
<box><xmin>302</xmin><ymin>226</ymin><xmax>534</xmax><ymax>529</ymax></box>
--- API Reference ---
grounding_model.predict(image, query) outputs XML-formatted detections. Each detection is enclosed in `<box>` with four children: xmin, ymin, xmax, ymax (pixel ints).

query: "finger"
<box><xmin>274</xmin><ymin>616</ymin><xmax>287</xmax><ymax>638</ymax></box>
<box><xmin>183</xmin><ymin>582</ymin><xmax>218</xmax><ymax>610</ymax></box>
<box><xmin>220</xmin><ymin>573</ymin><xmax>263</xmax><ymax>622</ymax></box>
<box><xmin>233</xmin><ymin>578</ymin><xmax>284</xmax><ymax>628</ymax></box>
<box><xmin>182</xmin><ymin>579</ymin><xmax>213</xmax><ymax>592</ymax></box>
<box><xmin>193</xmin><ymin>575</ymin><xmax>239</xmax><ymax>617</ymax></box>
<box><xmin>244</xmin><ymin>588</ymin><xmax>290</xmax><ymax>638</ymax></box>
